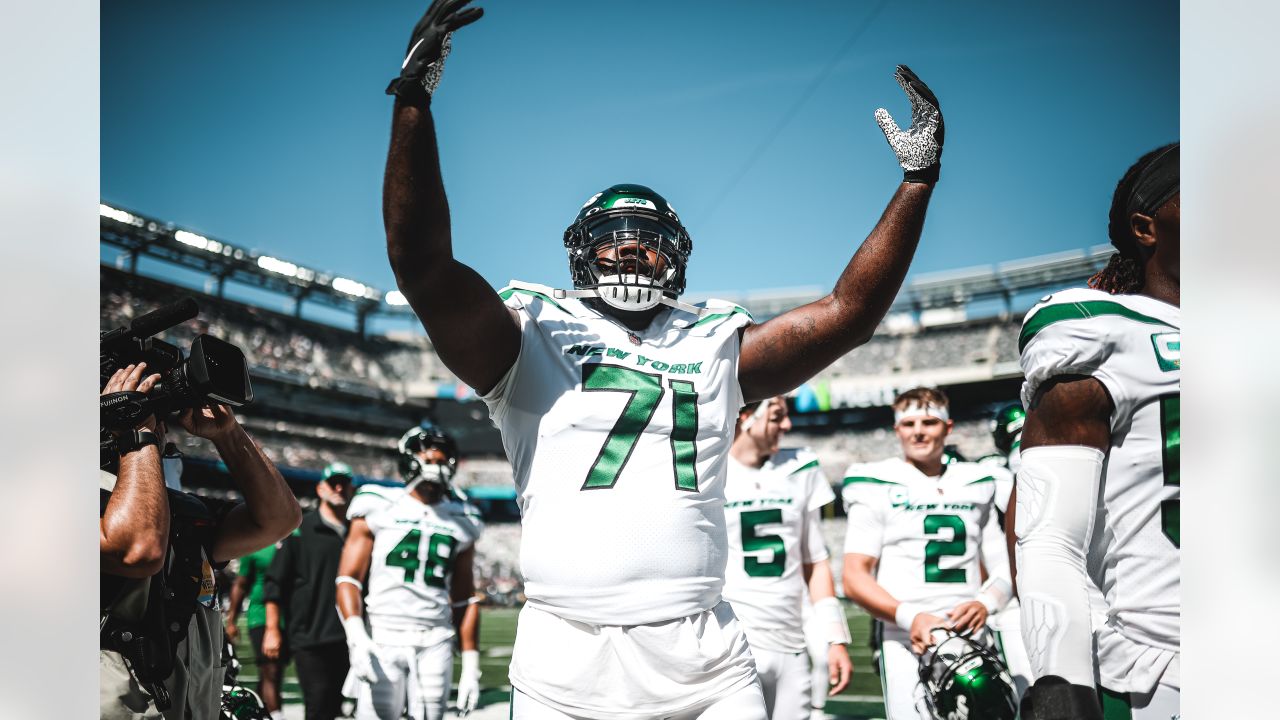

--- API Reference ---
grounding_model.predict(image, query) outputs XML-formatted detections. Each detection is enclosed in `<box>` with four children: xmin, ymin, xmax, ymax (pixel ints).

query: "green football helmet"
<box><xmin>990</xmin><ymin>403</ymin><xmax>1025</xmax><ymax>456</ymax></box>
<box><xmin>918</xmin><ymin>628</ymin><xmax>1017</xmax><ymax>720</ymax></box>
<box><xmin>563</xmin><ymin>184</ymin><xmax>692</xmax><ymax>313</ymax></box>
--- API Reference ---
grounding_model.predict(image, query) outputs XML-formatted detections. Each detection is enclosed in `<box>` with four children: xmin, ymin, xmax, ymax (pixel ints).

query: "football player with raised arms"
<box><xmin>722</xmin><ymin>397</ymin><xmax>853</xmax><ymax>720</ymax></box>
<box><xmin>1013</xmin><ymin>143</ymin><xmax>1180</xmax><ymax>720</ymax></box>
<box><xmin>381</xmin><ymin>1</ymin><xmax>944</xmax><ymax>716</ymax></box>
<box><xmin>335</xmin><ymin>424</ymin><xmax>485</xmax><ymax>720</ymax></box>
<box><xmin>841</xmin><ymin>388</ymin><xmax>1016</xmax><ymax>719</ymax></box>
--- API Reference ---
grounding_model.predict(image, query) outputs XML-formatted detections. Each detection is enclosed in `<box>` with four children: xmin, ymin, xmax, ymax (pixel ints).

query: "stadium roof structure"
<box><xmin>688</xmin><ymin>245</ymin><xmax>1116</xmax><ymax>323</ymax></box>
<box><xmin>102</xmin><ymin>202</ymin><xmax>1114</xmax><ymax>334</ymax></box>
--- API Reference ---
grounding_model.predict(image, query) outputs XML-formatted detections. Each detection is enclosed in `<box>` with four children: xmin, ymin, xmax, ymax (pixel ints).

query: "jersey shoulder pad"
<box><xmin>770</xmin><ymin>447</ymin><xmax>820</xmax><ymax>475</ymax></box>
<box><xmin>841</xmin><ymin>458</ymin><xmax>905</xmax><ymax>488</ymax></box>
<box><xmin>673</xmin><ymin>298</ymin><xmax>754</xmax><ymax>334</ymax></box>
<box><xmin>947</xmin><ymin>461</ymin><xmax>1003</xmax><ymax>490</ymax></box>
<box><xmin>441</xmin><ymin>499</ymin><xmax>486</xmax><ymax>537</ymax></box>
<box><xmin>348</xmin><ymin>484</ymin><xmax>404</xmax><ymax>521</ymax></box>
<box><xmin>498</xmin><ymin>281</ymin><xmax>590</xmax><ymax>318</ymax></box>
<box><xmin>1019</xmin><ymin>288</ymin><xmax>1178</xmax><ymax>409</ymax></box>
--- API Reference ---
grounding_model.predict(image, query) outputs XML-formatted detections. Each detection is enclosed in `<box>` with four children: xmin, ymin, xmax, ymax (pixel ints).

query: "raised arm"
<box><xmin>382</xmin><ymin>0</ymin><xmax>519</xmax><ymax>395</ymax></box>
<box><xmin>740</xmin><ymin>65</ymin><xmax>942</xmax><ymax>402</ymax></box>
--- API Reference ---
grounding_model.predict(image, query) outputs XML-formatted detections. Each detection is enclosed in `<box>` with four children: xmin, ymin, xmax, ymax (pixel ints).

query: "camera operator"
<box><xmin>100</xmin><ymin>362</ymin><xmax>302</xmax><ymax>720</ymax></box>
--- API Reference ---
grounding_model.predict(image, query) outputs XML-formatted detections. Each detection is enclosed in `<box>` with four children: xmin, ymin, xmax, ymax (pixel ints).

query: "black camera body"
<box><xmin>100</xmin><ymin>297</ymin><xmax>253</xmax><ymax>442</ymax></box>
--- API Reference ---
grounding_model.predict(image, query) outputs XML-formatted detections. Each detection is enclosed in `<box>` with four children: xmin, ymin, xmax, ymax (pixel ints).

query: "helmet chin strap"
<box><xmin>553</xmin><ymin>286</ymin><xmax>714</xmax><ymax>319</ymax></box>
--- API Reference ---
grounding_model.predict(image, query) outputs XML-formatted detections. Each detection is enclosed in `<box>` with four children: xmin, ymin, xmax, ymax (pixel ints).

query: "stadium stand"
<box><xmin>101</xmin><ymin>202</ymin><xmax>1112</xmax><ymax>606</ymax></box>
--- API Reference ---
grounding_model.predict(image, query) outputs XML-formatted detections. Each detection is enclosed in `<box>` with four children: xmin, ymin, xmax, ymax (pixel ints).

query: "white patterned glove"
<box><xmin>386</xmin><ymin>0</ymin><xmax>484</xmax><ymax>105</ymax></box>
<box><xmin>342</xmin><ymin>616</ymin><xmax>378</xmax><ymax>685</ymax></box>
<box><xmin>874</xmin><ymin>64</ymin><xmax>944</xmax><ymax>183</ymax></box>
<box><xmin>455</xmin><ymin>649</ymin><xmax>481</xmax><ymax>714</ymax></box>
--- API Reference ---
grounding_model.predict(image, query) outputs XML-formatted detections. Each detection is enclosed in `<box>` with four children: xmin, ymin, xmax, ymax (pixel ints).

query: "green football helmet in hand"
<box><xmin>386</xmin><ymin>0</ymin><xmax>484</xmax><ymax>105</ymax></box>
<box><xmin>875</xmin><ymin>64</ymin><xmax>945</xmax><ymax>184</ymax></box>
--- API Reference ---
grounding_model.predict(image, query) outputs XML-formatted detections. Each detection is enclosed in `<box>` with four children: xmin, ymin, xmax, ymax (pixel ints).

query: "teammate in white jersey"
<box><xmin>841</xmin><ymin>388</ymin><xmax>1016</xmax><ymax>720</ymax></box>
<box><xmin>723</xmin><ymin>397</ymin><xmax>853</xmax><ymax>720</ymax></box>
<box><xmin>1013</xmin><ymin>142</ymin><xmax>1180</xmax><ymax>720</ymax></box>
<box><xmin>973</xmin><ymin>404</ymin><xmax>1034</xmax><ymax>704</ymax></box>
<box><xmin>336</xmin><ymin>424</ymin><xmax>485</xmax><ymax>720</ymax></box>
<box><xmin>380</xmin><ymin>2</ymin><xmax>946</xmax><ymax>716</ymax></box>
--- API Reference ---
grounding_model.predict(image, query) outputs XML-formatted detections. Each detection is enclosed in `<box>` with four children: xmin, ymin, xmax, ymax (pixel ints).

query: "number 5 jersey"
<box><xmin>480</xmin><ymin>281</ymin><xmax>754</xmax><ymax>626</ymax></box>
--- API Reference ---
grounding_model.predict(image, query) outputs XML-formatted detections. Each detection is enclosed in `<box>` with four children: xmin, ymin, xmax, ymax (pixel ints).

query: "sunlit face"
<box><xmin>894</xmin><ymin>414</ymin><xmax>952</xmax><ymax>467</ymax></box>
<box><xmin>416</xmin><ymin>446</ymin><xmax>449</xmax><ymax>467</ymax></box>
<box><xmin>318</xmin><ymin>475</ymin><xmax>354</xmax><ymax>509</ymax></box>
<box><xmin>740</xmin><ymin>397</ymin><xmax>792</xmax><ymax>457</ymax></box>
<box><xmin>592</xmin><ymin>240</ymin><xmax>670</xmax><ymax>278</ymax></box>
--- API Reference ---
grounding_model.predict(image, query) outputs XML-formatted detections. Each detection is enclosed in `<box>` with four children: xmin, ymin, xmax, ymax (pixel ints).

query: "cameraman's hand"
<box><xmin>103</xmin><ymin>363</ymin><xmax>162</xmax><ymax>433</ymax></box>
<box><xmin>178</xmin><ymin>403</ymin><xmax>237</xmax><ymax>441</ymax></box>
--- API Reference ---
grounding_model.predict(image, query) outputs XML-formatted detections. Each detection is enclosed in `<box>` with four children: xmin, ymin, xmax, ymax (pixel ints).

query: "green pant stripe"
<box><xmin>878</xmin><ymin>648</ymin><xmax>894</xmax><ymax>720</ymax></box>
<box><xmin>1099</xmin><ymin>687</ymin><xmax>1133</xmax><ymax>720</ymax></box>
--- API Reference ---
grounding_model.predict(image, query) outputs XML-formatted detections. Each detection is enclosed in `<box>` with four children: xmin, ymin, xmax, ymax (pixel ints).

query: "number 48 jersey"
<box><xmin>481</xmin><ymin>281</ymin><xmax>754</xmax><ymax>626</ymax></box>
<box><xmin>1019</xmin><ymin>287</ymin><xmax>1180</xmax><ymax>689</ymax></box>
<box><xmin>364</xmin><ymin>494</ymin><xmax>483</xmax><ymax>634</ymax></box>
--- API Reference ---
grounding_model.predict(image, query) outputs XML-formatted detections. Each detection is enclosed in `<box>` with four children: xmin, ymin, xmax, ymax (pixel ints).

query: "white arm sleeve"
<box><xmin>977</xmin><ymin>507</ymin><xmax>1013</xmax><ymax>613</ymax></box>
<box><xmin>1014</xmin><ymin>445</ymin><xmax>1104</xmax><ymax>688</ymax></box>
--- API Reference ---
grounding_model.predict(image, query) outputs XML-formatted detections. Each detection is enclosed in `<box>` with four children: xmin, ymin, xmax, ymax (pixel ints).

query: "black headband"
<box><xmin>1126</xmin><ymin>143</ymin><xmax>1180</xmax><ymax>218</ymax></box>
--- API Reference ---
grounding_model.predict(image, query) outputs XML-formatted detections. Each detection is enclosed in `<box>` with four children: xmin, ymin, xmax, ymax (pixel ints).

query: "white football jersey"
<box><xmin>722</xmin><ymin>448</ymin><xmax>836</xmax><ymax>653</ymax></box>
<box><xmin>364</xmin><ymin>493</ymin><xmax>484</xmax><ymax>633</ymax></box>
<box><xmin>842</xmin><ymin>458</ymin><xmax>1002</xmax><ymax>614</ymax></box>
<box><xmin>481</xmin><ymin>281</ymin><xmax>754</xmax><ymax>626</ymax></box>
<box><xmin>1020</xmin><ymin>288</ymin><xmax>1180</xmax><ymax>682</ymax></box>
<box><xmin>348</xmin><ymin>484</ymin><xmax>406</xmax><ymax>521</ymax></box>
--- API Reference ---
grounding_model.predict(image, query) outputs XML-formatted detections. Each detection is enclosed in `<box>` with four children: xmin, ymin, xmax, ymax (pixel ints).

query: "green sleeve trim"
<box><xmin>1019</xmin><ymin>300</ymin><xmax>1173</xmax><ymax>353</ymax></box>
<box><xmin>966</xmin><ymin>476</ymin><xmax>996</xmax><ymax>486</ymax></box>
<box><xmin>690</xmin><ymin>305</ymin><xmax>753</xmax><ymax>328</ymax></box>
<box><xmin>499</xmin><ymin>287</ymin><xmax>568</xmax><ymax>313</ymax></box>
<box><xmin>842</xmin><ymin>476</ymin><xmax>900</xmax><ymax>487</ymax></box>
<box><xmin>789</xmin><ymin>459</ymin><xmax>820</xmax><ymax>475</ymax></box>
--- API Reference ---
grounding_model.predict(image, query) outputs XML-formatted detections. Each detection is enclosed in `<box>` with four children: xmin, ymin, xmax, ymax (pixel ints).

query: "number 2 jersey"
<box><xmin>722</xmin><ymin>449</ymin><xmax>835</xmax><ymax>653</ymax></box>
<box><xmin>1019</xmin><ymin>287</ymin><xmax>1180</xmax><ymax>690</ymax></box>
<box><xmin>480</xmin><ymin>281</ymin><xmax>754</xmax><ymax>626</ymax></box>
<box><xmin>356</xmin><ymin>489</ymin><xmax>483</xmax><ymax>635</ymax></box>
<box><xmin>842</xmin><ymin>458</ymin><xmax>1008</xmax><ymax>617</ymax></box>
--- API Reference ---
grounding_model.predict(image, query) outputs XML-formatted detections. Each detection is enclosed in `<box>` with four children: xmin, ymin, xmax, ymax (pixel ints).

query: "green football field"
<box><xmin>233</xmin><ymin>604</ymin><xmax>888</xmax><ymax>719</ymax></box>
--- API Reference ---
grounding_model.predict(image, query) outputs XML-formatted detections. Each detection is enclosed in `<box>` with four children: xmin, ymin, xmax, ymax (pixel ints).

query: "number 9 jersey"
<box><xmin>364</xmin><ymin>493</ymin><xmax>484</xmax><ymax>634</ymax></box>
<box><xmin>480</xmin><ymin>281</ymin><xmax>754</xmax><ymax>626</ymax></box>
<box><xmin>1019</xmin><ymin>287</ymin><xmax>1180</xmax><ymax>693</ymax></box>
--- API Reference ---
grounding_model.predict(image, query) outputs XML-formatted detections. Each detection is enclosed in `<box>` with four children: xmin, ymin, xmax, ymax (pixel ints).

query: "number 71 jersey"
<box><xmin>481</xmin><ymin>281</ymin><xmax>754</xmax><ymax>626</ymax></box>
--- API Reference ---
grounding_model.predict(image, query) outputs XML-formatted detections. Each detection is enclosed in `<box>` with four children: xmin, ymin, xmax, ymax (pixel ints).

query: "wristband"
<box><xmin>460</xmin><ymin>649</ymin><xmax>480</xmax><ymax>676</ymax></box>
<box><xmin>813</xmin><ymin>597</ymin><xmax>852</xmax><ymax>645</ymax></box>
<box><xmin>342</xmin><ymin>615</ymin><xmax>371</xmax><ymax>647</ymax></box>
<box><xmin>895</xmin><ymin>602</ymin><xmax>926</xmax><ymax>632</ymax></box>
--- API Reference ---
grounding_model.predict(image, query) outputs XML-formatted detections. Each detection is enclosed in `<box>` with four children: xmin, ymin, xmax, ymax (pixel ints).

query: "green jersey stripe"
<box><xmin>1019</xmin><ymin>300</ymin><xmax>1174</xmax><ymax>353</ymax></box>
<box><xmin>842</xmin><ymin>476</ymin><xmax>901</xmax><ymax>487</ymax></box>
<box><xmin>499</xmin><ymin>287</ymin><xmax>568</xmax><ymax>313</ymax></box>
<box><xmin>789</xmin><ymin>459</ymin><xmax>820</xmax><ymax>475</ymax></box>
<box><xmin>690</xmin><ymin>306</ymin><xmax>753</xmax><ymax>328</ymax></box>
<box><xmin>966</xmin><ymin>476</ymin><xmax>996</xmax><ymax>485</ymax></box>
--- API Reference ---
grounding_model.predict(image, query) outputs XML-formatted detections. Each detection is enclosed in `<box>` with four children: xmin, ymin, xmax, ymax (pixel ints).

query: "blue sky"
<box><xmin>102</xmin><ymin>0</ymin><xmax>1177</xmax><ymax>320</ymax></box>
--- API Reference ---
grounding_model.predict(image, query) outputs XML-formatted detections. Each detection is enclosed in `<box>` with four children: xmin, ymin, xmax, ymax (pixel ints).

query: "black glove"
<box><xmin>1020</xmin><ymin>676</ymin><xmax>1104</xmax><ymax>720</ymax></box>
<box><xmin>386</xmin><ymin>0</ymin><xmax>484</xmax><ymax>105</ymax></box>
<box><xmin>874</xmin><ymin>64</ymin><xmax>944</xmax><ymax>184</ymax></box>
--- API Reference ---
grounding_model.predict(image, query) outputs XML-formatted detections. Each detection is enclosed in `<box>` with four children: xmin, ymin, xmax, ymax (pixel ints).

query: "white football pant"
<box><xmin>355</xmin><ymin>640</ymin><xmax>453</xmax><ymax>720</ymax></box>
<box><xmin>510</xmin><ymin>681</ymin><xmax>767</xmax><ymax>720</ymax></box>
<box><xmin>752</xmin><ymin>647</ymin><xmax>812</xmax><ymax>720</ymax></box>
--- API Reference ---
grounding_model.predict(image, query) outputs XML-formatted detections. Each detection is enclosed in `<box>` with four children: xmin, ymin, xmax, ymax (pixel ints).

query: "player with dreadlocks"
<box><xmin>1012</xmin><ymin>142</ymin><xmax>1180</xmax><ymax>720</ymax></box>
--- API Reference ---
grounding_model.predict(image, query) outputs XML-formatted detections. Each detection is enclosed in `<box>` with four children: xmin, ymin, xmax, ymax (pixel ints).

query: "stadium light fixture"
<box><xmin>385</xmin><ymin>290</ymin><xmax>409</xmax><ymax>306</ymax></box>
<box><xmin>334</xmin><ymin>277</ymin><xmax>382</xmax><ymax>300</ymax></box>
<box><xmin>257</xmin><ymin>255</ymin><xmax>301</xmax><ymax>278</ymax></box>
<box><xmin>100</xmin><ymin>204</ymin><xmax>144</xmax><ymax>227</ymax></box>
<box><xmin>174</xmin><ymin>229</ymin><xmax>223</xmax><ymax>254</ymax></box>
